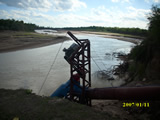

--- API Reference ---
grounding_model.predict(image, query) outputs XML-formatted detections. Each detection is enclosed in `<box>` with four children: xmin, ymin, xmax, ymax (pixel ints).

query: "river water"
<box><xmin>0</xmin><ymin>30</ymin><xmax>134</xmax><ymax>96</ymax></box>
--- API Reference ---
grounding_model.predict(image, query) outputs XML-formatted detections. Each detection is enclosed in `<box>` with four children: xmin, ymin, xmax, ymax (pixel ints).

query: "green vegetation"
<box><xmin>129</xmin><ymin>5</ymin><xmax>160</xmax><ymax>80</ymax></box>
<box><xmin>0</xmin><ymin>19</ymin><xmax>147</xmax><ymax>37</ymax></box>
<box><xmin>0</xmin><ymin>89</ymin><xmax>117</xmax><ymax>120</ymax></box>
<box><xmin>62</xmin><ymin>26</ymin><xmax>147</xmax><ymax>37</ymax></box>
<box><xmin>0</xmin><ymin>19</ymin><xmax>38</xmax><ymax>32</ymax></box>
<box><xmin>25</xmin><ymin>89</ymin><xmax>33</xmax><ymax>94</ymax></box>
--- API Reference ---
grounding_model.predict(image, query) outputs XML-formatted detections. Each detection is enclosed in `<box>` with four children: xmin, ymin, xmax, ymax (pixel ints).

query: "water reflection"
<box><xmin>0</xmin><ymin>32</ymin><xmax>134</xmax><ymax>96</ymax></box>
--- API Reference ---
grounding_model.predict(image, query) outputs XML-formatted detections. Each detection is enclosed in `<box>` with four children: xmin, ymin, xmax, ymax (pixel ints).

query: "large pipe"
<box><xmin>86</xmin><ymin>86</ymin><xmax>160</xmax><ymax>100</ymax></box>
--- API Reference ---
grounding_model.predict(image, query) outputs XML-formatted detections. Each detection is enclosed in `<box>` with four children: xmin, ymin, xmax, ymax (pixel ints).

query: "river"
<box><xmin>0</xmin><ymin>30</ymin><xmax>134</xmax><ymax>96</ymax></box>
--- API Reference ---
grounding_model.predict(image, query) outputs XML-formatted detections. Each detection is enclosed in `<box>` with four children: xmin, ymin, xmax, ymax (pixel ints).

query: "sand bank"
<box><xmin>0</xmin><ymin>31</ymin><xmax>69</xmax><ymax>53</ymax></box>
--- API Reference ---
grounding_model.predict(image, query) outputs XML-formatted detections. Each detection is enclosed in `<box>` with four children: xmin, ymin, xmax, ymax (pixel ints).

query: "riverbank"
<box><xmin>71</xmin><ymin>31</ymin><xmax>144</xmax><ymax>44</ymax></box>
<box><xmin>1</xmin><ymin>88</ymin><xmax>159</xmax><ymax>120</ymax></box>
<box><xmin>0</xmin><ymin>89</ymin><xmax>117</xmax><ymax>120</ymax></box>
<box><xmin>0</xmin><ymin>30</ymin><xmax>143</xmax><ymax>53</ymax></box>
<box><xmin>0</xmin><ymin>30</ymin><xmax>69</xmax><ymax>53</ymax></box>
<box><xmin>0</xmin><ymin>30</ymin><xmax>158</xmax><ymax>120</ymax></box>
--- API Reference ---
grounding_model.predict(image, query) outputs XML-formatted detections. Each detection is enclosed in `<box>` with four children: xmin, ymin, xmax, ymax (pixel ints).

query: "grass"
<box><xmin>0</xmin><ymin>89</ymin><xmax>117</xmax><ymax>120</ymax></box>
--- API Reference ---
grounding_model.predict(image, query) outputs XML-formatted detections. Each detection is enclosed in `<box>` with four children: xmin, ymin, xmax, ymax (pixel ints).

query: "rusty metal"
<box><xmin>65</xmin><ymin>31</ymin><xmax>160</xmax><ymax>106</ymax></box>
<box><xmin>66</xmin><ymin>31</ymin><xmax>91</xmax><ymax>105</ymax></box>
<box><xmin>86</xmin><ymin>86</ymin><xmax>160</xmax><ymax>100</ymax></box>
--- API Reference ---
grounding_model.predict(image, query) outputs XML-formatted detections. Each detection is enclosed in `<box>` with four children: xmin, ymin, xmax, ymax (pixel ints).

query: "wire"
<box><xmin>91</xmin><ymin>47</ymin><xmax>108</xmax><ymax>71</ymax></box>
<box><xmin>91</xmin><ymin>46</ymin><xmax>114</xmax><ymax>87</ymax></box>
<box><xmin>38</xmin><ymin>42</ymin><xmax>64</xmax><ymax>95</ymax></box>
<box><xmin>91</xmin><ymin>56</ymin><xmax>102</xmax><ymax>71</ymax></box>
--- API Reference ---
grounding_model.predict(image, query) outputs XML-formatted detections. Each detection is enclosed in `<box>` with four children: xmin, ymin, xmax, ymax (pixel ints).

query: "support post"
<box><xmin>66</xmin><ymin>31</ymin><xmax>91</xmax><ymax>105</ymax></box>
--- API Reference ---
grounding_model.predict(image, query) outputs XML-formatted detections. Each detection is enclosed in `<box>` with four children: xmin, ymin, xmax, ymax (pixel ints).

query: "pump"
<box><xmin>51</xmin><ymin>31</ymin><xmax>160</xmax><ymax>106</ymax></box>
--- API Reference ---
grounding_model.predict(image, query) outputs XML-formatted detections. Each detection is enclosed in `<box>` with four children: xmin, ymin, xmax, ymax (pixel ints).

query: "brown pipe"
<box><xmin>86</xmin><ymin>86</ymin><xmax>160</xmax><ymax>100</ymax></box>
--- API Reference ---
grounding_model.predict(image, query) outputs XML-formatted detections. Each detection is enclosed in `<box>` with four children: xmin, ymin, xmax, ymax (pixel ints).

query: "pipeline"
<box><xmin>65</xmin><ymin>32</ymin><xmax>160</xmax><ymax>103</ymax></box>
<box><xmin>86</xmin><ymin>86</ymin><xmax>160</xmax><ymax>100</ymax></box>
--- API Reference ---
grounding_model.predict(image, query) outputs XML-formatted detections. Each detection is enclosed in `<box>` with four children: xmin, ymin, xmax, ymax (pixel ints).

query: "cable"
<box><xmin>91</xmin><ymin>46</ymin><xmax>114</xmax><ymax>87</ymax></box>
<box><xmin>38</xmin><ymin>42</ymin><xmax>64</xmax><ymax>95</ymax></box>
<box><xmin>91</xmin><ymin>47</ymin><xmax>108</xmax><ymax>71</ymax></box>
<box><xmin>91</xmin><ymin>56</ymin><xmax>102</xmax><ymax>71</ymax></box>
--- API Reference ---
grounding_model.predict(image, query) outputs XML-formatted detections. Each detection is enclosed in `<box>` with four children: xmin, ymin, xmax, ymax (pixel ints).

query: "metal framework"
<box><xmin>66</xmin><ymin>31</ymin><xmax>91</xmax><ymax>105</ymax></box>
<box><xmin>63</xmin><ymin>31</ymin><xmax>160</xmax><ymax>106</ymax></box>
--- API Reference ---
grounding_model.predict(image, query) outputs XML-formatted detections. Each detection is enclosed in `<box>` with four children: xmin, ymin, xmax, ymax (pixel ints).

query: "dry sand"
<box><xmin>0</xmin><ymin>30</ymin><xmax>143</xmax><ymax>53</ymax></box>
<box><xmin>72</xmin><ymin>31</ymin><xmax>144</xmax><ymax>44</ymax></box>
<box><xmin>0</xmin><ymin>31</ymin><xmax>70</xmax><ymax>53</ymax></box>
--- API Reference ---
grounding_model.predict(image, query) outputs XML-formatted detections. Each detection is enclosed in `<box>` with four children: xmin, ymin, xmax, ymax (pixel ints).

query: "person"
<box><xmin>51</xmin><ymin>73</ymin><xmax>82</xmax><ymax>98</ymax></box>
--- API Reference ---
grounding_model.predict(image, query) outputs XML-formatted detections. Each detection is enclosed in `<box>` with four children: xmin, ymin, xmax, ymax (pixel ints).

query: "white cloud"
<box><xmin>52</xmin><ymin>0</ymin><xmax>86</xmax><ymax>12</ymax></box>
<box><xmin>111</xmin><ymin>0</ymin><xmax>119</xmax><ymax>2</ymax></box>
<box><xmin>0</xmin><ymin>0</ymin><xmax>86</xmax><ymax>12</ymax></box>
<box><xmin>144</xmin><ymin>0</ymin><xmax>150</xmax><ymax>3</ymax></box>
<box><xmin>111</xmin><ymin>0</ymin><xmax>130</xmax><ymax>3</ymax></box>
<box><xmin>89</xmin><ymin>6</ymin><xmax>150</xmax><ymax>29</ymax></box>
<box><xmin>153</xmin><ymin>0</ymin><xmax>160</xmax><ymax>3</ymax></box>
<box><xmin>144</xmin><ymin>0</ymin><xmax>160</xmax><ymax>3</ymax></box>
<box><xmin>0</xmin><ymin>3</ymin><xmax>150</xmax><ymax>29</ymax></box>
<box><xmin>127</xmin><ymin>6</ymin><xmax>150</xmax><ymax>18</ymax></box>
<box><xmin>0</xmin><ymin>9</ymin><xmax>90</xmax><ymax>27</ymax></box>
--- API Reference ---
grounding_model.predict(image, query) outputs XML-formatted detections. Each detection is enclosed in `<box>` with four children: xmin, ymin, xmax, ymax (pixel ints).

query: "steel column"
<box><xmin>86</xmin><ymin>86</ymin><xmax>160</xmax><ymax>100</ymax></box>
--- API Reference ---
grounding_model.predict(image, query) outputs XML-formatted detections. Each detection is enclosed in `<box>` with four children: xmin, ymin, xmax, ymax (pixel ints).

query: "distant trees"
<box><xmin>63</xmin><ymin>26</ymin><xmax>147</xmax><ymax>37</ymax></box>
<box><xmin>0</xmin><ymin>19</ymin><xmax>38</xmax><ymax>32</ymax></box>
<box><xmin>0</xmin><ymin>19</ymin><xmax>147</xmax><ymax>36</ymax></box>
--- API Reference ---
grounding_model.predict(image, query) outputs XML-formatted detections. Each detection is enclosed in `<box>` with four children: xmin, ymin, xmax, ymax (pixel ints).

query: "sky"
<box><xmin>0</xmin><ymin>0</ymin><xmax>159</xmax><ymax>29</ymax></box>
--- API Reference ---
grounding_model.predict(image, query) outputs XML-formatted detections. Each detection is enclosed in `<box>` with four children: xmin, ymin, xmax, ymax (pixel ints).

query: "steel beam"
<box><xmin>86</xmin><ymin>86</ymin><xmax>160</xmax><ymax>100</ymax></box>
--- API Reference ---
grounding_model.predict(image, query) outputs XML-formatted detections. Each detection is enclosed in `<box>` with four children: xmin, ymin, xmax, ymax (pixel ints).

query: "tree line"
<box><xmin>129</xmin><ymin>5</ymin><xmax>160</xmax><ymax>80</ymax></box>
<box><xmin>0</xmin><ymin>19</ymin><xmax>147</xmax><ymax>37</ymax></box>
<box><xmin>62</xmin><ymin>26</ymin><xmax>147</xmax><ymax>36</ymax></box>
<box><xmin>0</xmin><ymin>19</ymin><xmax>38</xmax><ymax>32</ymax></box>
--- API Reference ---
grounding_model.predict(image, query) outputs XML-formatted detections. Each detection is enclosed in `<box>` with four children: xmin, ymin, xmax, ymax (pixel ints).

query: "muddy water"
<box><xmin>0</xmin><ymin>32</ymin><xmax>134</xmax><ymax>96</ymax></box>
<box><xmin>76</xmin><ymin>34</ymin><xmax>134</xmax><ymax>88</ymax></box>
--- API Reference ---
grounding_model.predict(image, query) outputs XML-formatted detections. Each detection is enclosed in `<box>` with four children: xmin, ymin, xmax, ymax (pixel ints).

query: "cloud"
<box><xmin>111</xmin><ymin>0</ymin><xmax>130</xmax><ymax>3</ymax></box>
<box><xmin>144</xmin><ymin>0</ymin><xmax>150</xmax><ymax>3</ymax></box>
<box><xmin>0</xmin><ymin>9</ymin><xmax>90</xmax><ymax>27</ymax></box>
<box><xmin>144</xmin><ymin>0</ymin><xmax>160</xmax><ymax>3</ymax></box>
<box><xmin>52</xmin><ymin>0</ymin><xmax>86</xmax><ymax>12</ymax></box>
<box><xmin>127</xmin><ymin>6</ymin><xmax>150</xmax><ymax>19</ymax></box>
<box><xmin>0</xmin><ymin>3</ymin><xmax>150</xmax><ymax>29</ymax></box>
<box><xmin>89</xmin><ymin>6</ymin><xmax>150</xmax><ymax>28</ymax></box>
<box><xmin>0</xmin><ymin>0</ymin><xmax>49</xmax><ymax>9</ymax></box>
<box><xmin>111</xmin><ymin>0</ymin><xmax>119</xmax><ymax>2</ymax></box>
<box><xmin>153</xmin><ymin>0</ymin><xmax>160</xmax><ymax>2</ymax></box>
<box><xmin>0</xmin><ymin>0</ymin><xmax>86</xmax><ymax>12</ymax></box>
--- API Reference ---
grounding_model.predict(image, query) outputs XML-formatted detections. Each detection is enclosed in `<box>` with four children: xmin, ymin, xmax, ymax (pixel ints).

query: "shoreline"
<box><xmin>0</xmin><ymin>31</ymin><xmax>70</xmax><ymax>53</ymax></box>
<box><xmin>0</xmin><ymin>30</ymin><xmax>143</xmax><ymax>53</ymax></box>
<box><xmin>0</xmin><ymin>30</ymin><xmax>157</xmax><ymax>120</ymax></box>
<box><xmin>71</xmin><ymin>31</ymin><xmax>144</xmax><ymax>44</ymax></box>
<box><xmin>0</xmin><ymin>37</ymin><xmax>69</xmax><ymax>53</ymax></box>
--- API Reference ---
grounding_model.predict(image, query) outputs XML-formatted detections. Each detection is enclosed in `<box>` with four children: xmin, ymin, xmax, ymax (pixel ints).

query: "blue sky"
<box><xmin>0</xmin><ymin>0</ymin><xmax>159</xmax><ymax>29</ymax></box>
